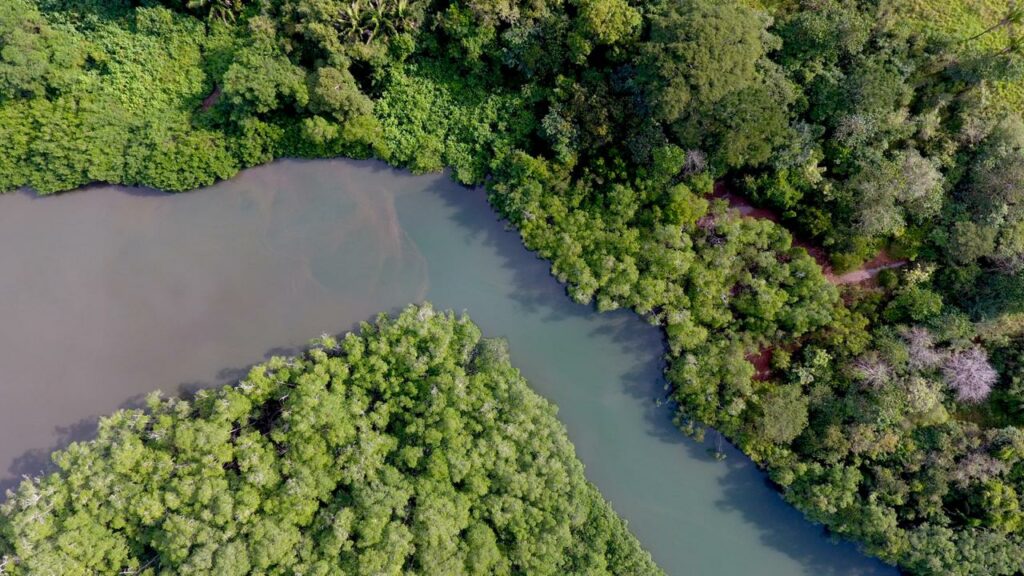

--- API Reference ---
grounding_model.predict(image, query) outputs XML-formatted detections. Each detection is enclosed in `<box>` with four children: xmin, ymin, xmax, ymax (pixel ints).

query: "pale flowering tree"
<box><xmin>952</xmin><ymin>452</ymin><xmax>1009</xmax><ymax>488</ymax></box>
<box><xmin>902</xmin><ymin>327</ymin><xmax>944</xmax><ymax>371</ymax></box>
<box><xmin>943</xmin><ymin>347</ymin><xmax>999</xmax><ymax>403</ymax></box>
<box><xmin>683</xmin><ymin>149</ymin><xmax>707</xmax><ymax>175</ymax></box>
<box><xmin>852</xmin><ymin>353</ymin><xmax>892</xmax><ymax>389</ymax></box>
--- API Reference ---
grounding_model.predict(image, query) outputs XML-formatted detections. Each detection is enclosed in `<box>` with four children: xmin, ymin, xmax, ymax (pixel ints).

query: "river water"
<box><xmin>0</xmin><ymin>159</ymin><xmax>894</xmax><ymax>575</ymax></box>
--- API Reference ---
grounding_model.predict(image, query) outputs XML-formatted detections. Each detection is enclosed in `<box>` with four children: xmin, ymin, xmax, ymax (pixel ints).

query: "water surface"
<box><xmin>0</xmin><ymin>159</ymin><xmax>894</xmax><ymax>575</ymax></box>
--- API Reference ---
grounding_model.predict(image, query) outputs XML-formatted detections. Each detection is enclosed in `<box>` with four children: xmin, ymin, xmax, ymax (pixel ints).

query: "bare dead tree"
<box><xmin>852</xmin><ymin>353</ymin><xmax>893</xmax><ymax>389</ymax></box>
<box><xmin>902</xmin><ymin>327</ymin><xmax>944</xmax><ymax>371</ymax></box>
<box><xmin>952</xmin><ymin>451</ymin><xmax>1009</xmax><ymax>488</ymax></box>
<box><xmin>683</xmin><ymin>149</ymin><xmax>707</xmax><ymax>175</ymax></box>
<box><xmin>944</xmin><ymin>347</ymin><xmax>999</xmax><ymax>403</ymax></box>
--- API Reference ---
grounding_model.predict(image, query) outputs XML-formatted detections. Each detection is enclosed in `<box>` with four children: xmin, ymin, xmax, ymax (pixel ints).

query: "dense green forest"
<box><xmin>2</xmin><ymin>0</ymin><xmax>1024</xmax><ymax>573</ymax></box>
<box><xmin>0</xmin><ymin>306</ymin><xmax>662</xmax><ymax>575</ymax></box>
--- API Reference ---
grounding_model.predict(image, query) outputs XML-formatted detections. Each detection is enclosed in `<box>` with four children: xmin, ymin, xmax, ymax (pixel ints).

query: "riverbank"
<box><xmin>0</xmin><ymin>159</ymin><xmax>894</xmax><ymax>575</ymax></box>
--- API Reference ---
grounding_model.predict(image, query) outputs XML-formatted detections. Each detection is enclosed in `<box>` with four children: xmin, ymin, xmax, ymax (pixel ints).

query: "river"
<box><xmin>0</xmin><ymin>159</ymin><xmax>894</xmax><ymax>575</ymax></box>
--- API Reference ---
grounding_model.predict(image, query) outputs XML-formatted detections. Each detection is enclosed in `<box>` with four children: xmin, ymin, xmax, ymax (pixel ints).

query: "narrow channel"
<box><xmin>0</xmin><ymin>159</ymin><xmax>894</xmax><ymax>575</ymax></box>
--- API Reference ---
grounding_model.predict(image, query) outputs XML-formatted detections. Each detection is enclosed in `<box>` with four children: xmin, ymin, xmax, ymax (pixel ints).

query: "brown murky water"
<box><xmin>0</xmin><ymin>159</ymin><xmax>893</xmax><ymax>575</ymax></box>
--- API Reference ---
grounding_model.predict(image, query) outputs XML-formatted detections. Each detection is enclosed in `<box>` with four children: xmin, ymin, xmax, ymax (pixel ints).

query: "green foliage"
<box><xmin>0</xmin><ymin>306</ymin><xmax>662</xmax><ymax>576</ymax></box>
<box><xmin>309</xmin><ymin>66</ymin><xmax>373</xmax><ymax>122</ymax></box>
<box><xmin>885</xmin><ymin>285</ymin><xmax>944</xmax><ymax>323</ymax></box>
<box><xmin>0</xmin><ymin>3</ymin><xmax>237</xmax><ymax>192</ymax></box>
<box><xmin>645</xmin><ymin>0</ymin><xmax>773</xmax><ymax>123</ymax></box>
<box><xmin>126</xmin><ymin>111</ymin><xmax>238</xmax><ymax>190</ymax></box>
<box><xmin>222</xmin><ymin>21</ymin><xmax>309</xmax><ymax>116</ymax></box>
<box><xmin>577</xmin><ymin>0</ymin><xmax>641</xmax><ymax>44</ymax></box>
<box><xmin>282</xmin><ymin>0</ymin><xmax>426</xmax><ymax>66</ymax></box>
<box><xmin>755</xmin><ymin>383</ymin><xmax>809</xmax><ymax>445</ymax></box>
<box><xmin>644</xmin><ymin>0</ymin><xmax>793</xmax><ymax>169</ymax></box>
<box><xmin>0</xmin><ymin>0</ymin><xmax>81</xmax><ymax>100</ymax></box>
<box><xmin>5</xmin><ymin>0</ymin><xmax>1024</xmax><ymax>573</ymax></box>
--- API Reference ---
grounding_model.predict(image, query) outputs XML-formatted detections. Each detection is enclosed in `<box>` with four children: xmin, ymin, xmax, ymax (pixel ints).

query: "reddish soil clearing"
<box><xmin>712</xmin><ymin>183</ymin><xmax>909</xmax><ymax>381</ymax></box>
<box><xmin>201</xmin><ymin>85</ymin><xmax>222</xmax><ymax>111</ymax></box>
<box><xmin>711</xmin><ymin>182</ymin><xmax>907</xmax><ymax>286</ymax></box>
<box><xmin>746</xmin><ymin>346</ymin><xmax>774</xmax><ymax>381</ymax></box>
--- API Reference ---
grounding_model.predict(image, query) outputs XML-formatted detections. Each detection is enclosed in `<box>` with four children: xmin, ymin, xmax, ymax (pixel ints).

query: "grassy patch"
<box><xmin>898</xmin><ymin>0</ymin><xmax>1022</xmax><ymax>111</ymax></box>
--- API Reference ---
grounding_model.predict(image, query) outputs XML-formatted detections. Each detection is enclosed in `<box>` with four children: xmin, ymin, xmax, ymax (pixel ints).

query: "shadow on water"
<box><xmin>422</xmin><ymin>178</ymin><xmax>584</xmax><ymax>324</ymax></box>
<box><xmin>2</xmin><ymin>393</ymin><xmax>145</xmax><ymax>494</ymax></box>
<box><xmin>368</xmin><ymin>165</ymin><xmax>620</xmax><ymax>350</ymax></box>
<box><xmin>683</xmin><ymin>434</ymin><xmax>894</xmax><ymax>575</ymax></box>
<box><xmin>17</xmin><ymin>182</ymin><xmax>170</xmax><ymax>201</ymax></box>
<box><xmin>3</xmin><ymin>417</ymin><xmax>95</xmax><ymax>494</ymax></box>
<box><xmin>422</xmin><ymin>175</ymin><xmax>894</xmax><ymax>575</ymax></box>
<box><xmin>0</xmin><ymin>310</ymin><xmax>390</xmax><ymax>496</ymax></box>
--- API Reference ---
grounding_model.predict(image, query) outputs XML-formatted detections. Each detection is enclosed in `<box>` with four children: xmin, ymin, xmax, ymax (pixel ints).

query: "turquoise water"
<box><xmin>0</xmin><ymin>159</ymin><xmax>894</xmax><ymax>575</ymax></box>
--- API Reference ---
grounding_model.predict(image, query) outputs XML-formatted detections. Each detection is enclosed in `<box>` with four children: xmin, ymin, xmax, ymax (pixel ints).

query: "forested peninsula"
<box><xmin>2</xmin><ymin>0</ymin><xmax>1024</xmax><ymax>573</ymax></box>
<box><xmin>0</xmin><ymin>306</ymin><xmax>662</xmax><ymax>575</ymax></box>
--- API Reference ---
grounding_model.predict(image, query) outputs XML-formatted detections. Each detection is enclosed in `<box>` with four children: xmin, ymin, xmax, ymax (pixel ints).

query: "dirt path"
<box><xmin>830</xmin><ymin>254</ymin><xmax>906</xmax><ymax>284</ymax></box>
<box><xmin>711</xmin><ymin>182</ymin><xmax>907</xmax><ymax>286</ymax></box>
<box><xmin>713</xmin><ymin>182</ymin><xmax>909</xmax><ymax>380</ymax></box>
